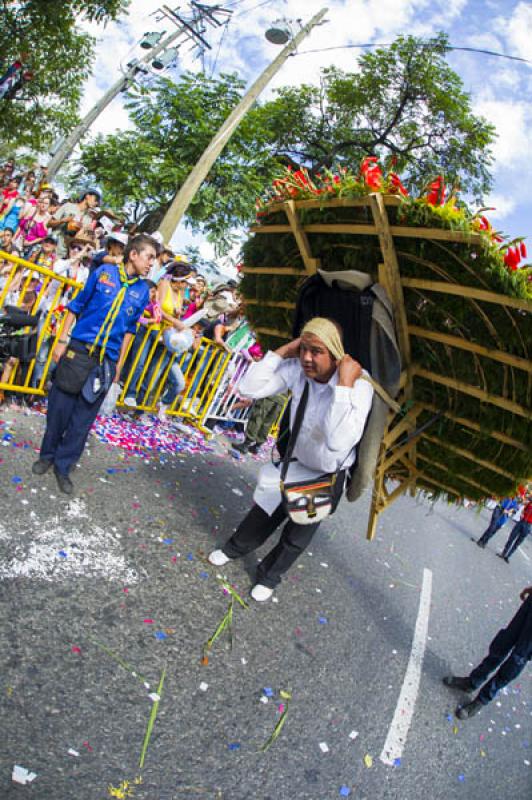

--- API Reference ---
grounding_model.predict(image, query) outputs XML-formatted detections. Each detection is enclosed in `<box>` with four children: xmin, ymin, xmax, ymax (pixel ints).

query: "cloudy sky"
<box><xmin>82</xmin><ymin>0</ymin><xmax>532</xmax><ymax>257</ymax></box>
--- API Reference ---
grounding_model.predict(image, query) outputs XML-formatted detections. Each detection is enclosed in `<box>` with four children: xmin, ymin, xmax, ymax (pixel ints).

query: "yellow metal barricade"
<box><xmin>0</xmin><ymin>250</ymin><xmax>82</xmax><ymax>396</ymax></box>
<box><xmin>0</xmin><ymin>248</ymin><xmax>236</xmax><ymax>434</ymax></box>
<box><xmin>117</xmin><ymin>333</ymin><xmax>232</xmax><ymax>434</ymax></box>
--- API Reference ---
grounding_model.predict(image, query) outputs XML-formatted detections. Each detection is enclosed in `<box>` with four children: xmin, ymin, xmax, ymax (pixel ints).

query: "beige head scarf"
<box><xmin>300</xmin><ymin>316</ymin><xmax>401</xmax><ymax>413</ymax></box>
<box><xmin>301</xmin><ymin>317</ymin><xmax>345</xmax><ymax>360</ymax></box>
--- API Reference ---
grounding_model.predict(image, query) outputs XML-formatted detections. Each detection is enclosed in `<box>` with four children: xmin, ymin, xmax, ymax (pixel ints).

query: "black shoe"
<box><xmin>247</xmin><ymin>442</ymin><xmax>260</xmax><ymax>454</ymax></box>
<box><xmin>443</xmin><ymin>676</ymin><xmax>474</xmax><ymax>692</ymax></box>
<box><xmin>32</xmin><ymin>459</ymin><xmax>52</xmax><ymax>475</ymax></box>
<box><xmin>476</xmin><ymin>540</ymin><xmax>486</xmax><ymax>548</ymax></box>
<box><xmin>54</xmin><ymin>469</ymin><xmax>74</xmax><ymax>495</ymax></box>
<box><xmin>456</xmin><ymin>697</ymin><xmax>484</xmax><ymax>720</ymax></box>
<box><xmin>497</xmin><ymin>553</ymin><xmax>510</xmax><ymax>563</ymax></box>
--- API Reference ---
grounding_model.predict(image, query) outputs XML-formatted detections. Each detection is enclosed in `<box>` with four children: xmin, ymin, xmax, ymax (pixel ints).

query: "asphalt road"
<box><xmin>0</xmin><ymin>407</ymin><xmax>530</xmax><ymax>800</ymax></box>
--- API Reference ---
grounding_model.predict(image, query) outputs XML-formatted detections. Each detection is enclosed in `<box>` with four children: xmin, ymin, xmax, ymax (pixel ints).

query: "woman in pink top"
<box><xmin>16</xmin><ymin>195</ymin><xmax>52</xmax><ymax>252</ymax></box>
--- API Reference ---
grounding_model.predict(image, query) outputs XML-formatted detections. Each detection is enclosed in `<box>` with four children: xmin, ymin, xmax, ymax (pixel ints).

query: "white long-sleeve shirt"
<box><xmin>239</xmin><ymin>351</ymin><xmax>374</xmax><ymax>514</ymax></box>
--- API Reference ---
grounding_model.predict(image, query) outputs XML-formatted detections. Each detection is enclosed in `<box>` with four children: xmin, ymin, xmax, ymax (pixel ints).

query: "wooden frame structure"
<box><xmin>241</xmin><ymin>196</ymin><xmax>531</xmax><ymax>540</ymax></box>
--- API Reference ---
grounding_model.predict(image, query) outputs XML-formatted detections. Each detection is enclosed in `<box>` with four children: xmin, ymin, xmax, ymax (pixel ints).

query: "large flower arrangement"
<box><xmin>255</xmin><ymin>159</ymin><xmax>530</xmax><ymax>298</ymax></box>
<box><xmin>241</xmin><ymin>158</ymin><xmax>531</xmax><ymax>503</ymax></box>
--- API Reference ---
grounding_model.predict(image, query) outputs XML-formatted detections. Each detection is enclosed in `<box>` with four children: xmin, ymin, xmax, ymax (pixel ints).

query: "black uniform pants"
<box><xmin>222</xmin><ymin>471</ymin><xmax>345</xmax><ymax>588</ymax></box>
<box><xmin>469</xmin><ymin>595</ymin><xmax>532</xmax><ymax>704</ymax></box>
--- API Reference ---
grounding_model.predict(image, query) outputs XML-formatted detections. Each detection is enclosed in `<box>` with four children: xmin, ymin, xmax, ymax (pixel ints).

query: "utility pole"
<box><xmin>46</xmin><ymin>2</ymin><xmax>231</xmax><ymax>181</ymax></box>
<box><xmin>158</xmin><ymin>7</ymin><xmax>328</xmax><ymax>243</ymax></box>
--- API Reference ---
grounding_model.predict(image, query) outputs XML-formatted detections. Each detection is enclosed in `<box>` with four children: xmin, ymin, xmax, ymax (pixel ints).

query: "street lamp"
<box><xmin>265</xmin><ymin>20</ymin><xmax>292</xmax><ymax>45</ymax></box>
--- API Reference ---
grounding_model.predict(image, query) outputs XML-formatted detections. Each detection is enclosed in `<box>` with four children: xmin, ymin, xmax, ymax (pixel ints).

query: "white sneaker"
<box><xmin>123</xmin><ymin>396</ymin><xmax>136</xmax><ymax>408</ymax></box>
<box><xmin>208</xmin><ymin>549</ymin><xmax>231</xmax><ymax>566</ymax></box>
<box><xmin>251</xmin><ymin>584</ymin><xmax>273</xmax><ymax>602</ymax></box>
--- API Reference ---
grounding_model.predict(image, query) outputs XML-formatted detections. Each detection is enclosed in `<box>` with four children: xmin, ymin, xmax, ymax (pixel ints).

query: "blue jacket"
<box><xmin>67</xmin><ymin>263</ymin><xmax>149</xmax><ymax>362</ymax></box>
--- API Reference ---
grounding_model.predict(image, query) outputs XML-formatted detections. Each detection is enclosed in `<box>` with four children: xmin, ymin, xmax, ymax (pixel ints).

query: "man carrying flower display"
<box><xmin>208</xmin><ymin>318</ymin><xmax>373</xmax><ymax>602</ymax></box>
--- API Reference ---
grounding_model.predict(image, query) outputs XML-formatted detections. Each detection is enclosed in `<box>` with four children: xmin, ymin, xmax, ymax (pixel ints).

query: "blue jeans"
<box><xmin>159</xmin><ymin>350</ymin><xmax>185</xmax><ymax>405</ymax></box>
<box><xmin>501</xmin><ymin>519</ymin><xmax>531</xmax><ymax>560</ymax></box>
<box><xmin>124</xmin><ymin>329</ymin><xmax>159</xmax><ymax>402</ymax></box>
<box><xmin>478</xmin><ymin>506</ymin><xmax>508</xmax><ymax>544</ymax></box>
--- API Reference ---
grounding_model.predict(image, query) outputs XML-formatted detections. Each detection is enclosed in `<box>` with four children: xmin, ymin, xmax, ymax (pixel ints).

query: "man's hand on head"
<box><xmin>275</xmin><ymin>337</ymin><xmax>301</xmax><ymax>360</ymax></box>
<box><xmin>337</xmin><ymin>354</ymin><xmax>362</xmax><ymax>387</ymax></box>
<box><xmin>520</xmin><ymin>586</ymin><xmax>532</xmax><ymax>601</ymax></box>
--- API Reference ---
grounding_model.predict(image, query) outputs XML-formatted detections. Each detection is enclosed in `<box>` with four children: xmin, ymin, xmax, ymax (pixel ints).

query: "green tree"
<box><xmin>71</xmin><ymin>71</ymin><xmax>281</xmax><ymax>253</ymax></box>
<box><xmin>0</xmin><ymin>0</ymin><xmax>130</xmax><ymax>152</ymax></box>
<box><xmin>73</xmin><ymin>34</ymin><xmax>495</xmax><ymax>252</ymax></box>
<box><xmin>258</xmin><ymin>33</ymin><xmax>495</xmax><ymax>199</ymax></box>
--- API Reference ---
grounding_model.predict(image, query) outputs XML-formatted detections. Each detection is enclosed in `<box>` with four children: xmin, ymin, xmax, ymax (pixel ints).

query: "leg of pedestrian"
<box><xmin>34</xmin><ymin>383</ymin><xmax>77</xmax><ymax>472</ymax></box>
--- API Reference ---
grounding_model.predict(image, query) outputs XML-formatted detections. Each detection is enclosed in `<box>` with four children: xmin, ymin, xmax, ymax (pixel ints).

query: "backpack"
<box><xmin>276</xmin><ymin>272</ymin><xmax>376</xmax><ymax>458</ymax></box>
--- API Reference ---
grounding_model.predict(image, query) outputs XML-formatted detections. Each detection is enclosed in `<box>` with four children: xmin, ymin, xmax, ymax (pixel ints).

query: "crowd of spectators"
<box><xmin>0</xmin><ymin>158</ymin><xmax>260</xmax><ymax>419</ymax></box>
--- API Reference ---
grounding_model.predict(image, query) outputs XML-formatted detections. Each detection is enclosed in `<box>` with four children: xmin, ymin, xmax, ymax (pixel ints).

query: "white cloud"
<box><xmin>483</xmin><ymin>193</ymin><xmax>516</xmax><ymax>221</ymax></box>
<box><xmin>474</xmin><ymin>97</ymin><xmax>531</xmax><ymax>167</ymax></box>
<box><xmin>501</xmin><ymin>1</ymin><xmax>532</xmax><ymax>60</ymax></box>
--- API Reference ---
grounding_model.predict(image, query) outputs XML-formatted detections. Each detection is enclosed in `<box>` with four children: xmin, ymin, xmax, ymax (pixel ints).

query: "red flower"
<box><xmin>520</xmin><ymin>241</ymin><xmax>527</xmax><ymax>258</ymax></box>
<box><xmin>389</xmin><ymin>172</ymin><xmax>408</xmax><ymax>196</ymax></box>
<box><xmin>360</xmin><ymin>156</ymin><xmax>383</xmax><ymax>189</ymax></box>
<box><xmin>427</xmin><ymin>176</ymin><xmax>446</xmax><ymax>205</ymax></box>
<box><xmin>503</xmin><ymin>247</ymin><xmax>521</xmax><ymax>270</ymax></box>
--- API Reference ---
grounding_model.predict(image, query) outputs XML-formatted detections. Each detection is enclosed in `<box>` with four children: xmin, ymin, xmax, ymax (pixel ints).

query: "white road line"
<box><xmin>519</xmin><ymin>548</ymin><xmax>530</xmax><ymax>562</ymax></box>
<box><xmin>380</xmin><ymin>567</ymin><xmax>433</xmax><ymax>766</ymax></box>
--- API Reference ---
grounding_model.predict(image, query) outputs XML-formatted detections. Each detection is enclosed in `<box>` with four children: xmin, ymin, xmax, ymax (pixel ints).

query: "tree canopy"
<box><xmin>0</xmin><ymin>0</ymin><xmax>130</xmax><ymax>152</ymax></box>
<box><xmin>73</xmin><ymin>33</ymin><xmax>496</xmax><ymax>252</ymax></box>
<box><xmin>258</xmin><ymin>33</ymin><xmax>495</xmax><ymax>200</ymax></box>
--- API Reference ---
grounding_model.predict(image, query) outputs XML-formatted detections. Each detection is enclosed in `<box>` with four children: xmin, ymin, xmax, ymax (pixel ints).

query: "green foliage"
<box><xmin>257</xmin><ymin>33</ymin><xmax>495</xmax><ymax>201</ymax></box>
<box><xmin>72</xmin><ymin>72</ymin><xmax>282</xmax><ymax>254</ymax></box>
<box><xmin>0</xmin><ymin>0</ymin><xmax>130</xmax><ymax>151</ymax></box>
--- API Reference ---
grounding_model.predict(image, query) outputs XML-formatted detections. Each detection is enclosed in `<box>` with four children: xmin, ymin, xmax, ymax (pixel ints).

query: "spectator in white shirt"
<box><xmin>209</xmin><ymin>317</ymin><xmax>374</xmax><ymax>602</ymax></box>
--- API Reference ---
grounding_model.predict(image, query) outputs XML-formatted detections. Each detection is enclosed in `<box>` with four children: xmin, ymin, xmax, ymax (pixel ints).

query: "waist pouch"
<box><xmin>54</xmin><ymin>342</ymin><xmax>99</xmax><ymax>395</ymax></box>
<box><xmin>282</xmin><ymin>472</ymin><xmax>337</xmax><ymax>524</ymax></box>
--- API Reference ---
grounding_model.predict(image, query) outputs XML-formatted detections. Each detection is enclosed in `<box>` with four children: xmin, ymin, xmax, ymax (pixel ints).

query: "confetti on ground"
<box><xmin>154</xmin><ymin>631</ymin><xmax>168</xmax><ymax>640</ymax></box>
<box><xmin>349</xmin><ymin>730</ymin><xmax>359</xmax><ymax>740</ymax></box>
<box><xmin>12</xmin><ymin>765</ymin><xmax>37</xmax><ymax>785</ymax></box>
<box><xmin>228</xmin><ymin>743</ymin><xmax>241</xmax><ymax>751</ymax></box>
<box><xmin>339</xmin><ymin>787</ymin><xmax>351</xmax><ymax>797</ymax></box>
<box><xmin>93</xmin><ymin>414</ymin><xmax>216</xmax><ymax>460</ymax></box>
<box><xmin>319</xmin><ymin>742</ymin><xmax>329</xmax><ymax>753</ymax></box>
<box><xmin>364</xmin><ymin>754</ymin><xmax>373</xmax><ymax>768</ymax></box>
<box><xmin>199</xmin><ymin>682</ymin><xmax>209</xmax><ymax>692</ymax></box>
<box><xmin>68</xmin><ymin>749</ymin><xmax>80</xmax><ymax>757</ymax></box>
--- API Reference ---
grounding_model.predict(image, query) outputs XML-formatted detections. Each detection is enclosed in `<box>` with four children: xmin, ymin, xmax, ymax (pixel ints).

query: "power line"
<box><xmin>292</xmin><ymin>41</ymin><xmax>531</xmax><ymax>64</ymax></box>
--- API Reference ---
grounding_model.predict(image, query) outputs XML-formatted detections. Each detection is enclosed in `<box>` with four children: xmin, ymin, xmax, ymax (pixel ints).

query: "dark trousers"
<box><xmin>222</xmin><ymin>472</ymin><xmax>345</xmax><ymax>588</ymax></box>
<box><xmin>501</xmin><ymin>519</ymin><xmax>531</xmax><ymax>560</ymax></box>
<box><xmin>469</xmin><ymin>595</ymin><xmax>532</xmax><ymax>704</ymax></box>
<box><xmin>39</xmin><ymin>382</ymin><xmax>106</xmax><ymax>475</ymax></box>
<box><xmin>478</xmin><ymin>506</ymin><xmax>507</xmax><ymax>545</ymax></box>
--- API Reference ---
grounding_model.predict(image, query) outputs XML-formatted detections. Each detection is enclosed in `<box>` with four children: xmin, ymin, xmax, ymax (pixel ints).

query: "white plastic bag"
<box><xmin>99</xmin><ymin>382</ymin><xmax>121</xmax><ymax>416</ymax></box>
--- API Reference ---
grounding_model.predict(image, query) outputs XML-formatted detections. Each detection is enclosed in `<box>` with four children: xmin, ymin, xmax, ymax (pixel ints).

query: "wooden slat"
<box><xmin>418</xmin><ymin>402</ymin><xmax>527</xmax><ymax>453</ymax></box>
<box><xmin>250</xmin><ymin>222</ymin><xmax>482</xmax><ymax>244</ymax></box>
<box><xmin>422</xmin><ymin>434</ymin><xmax>519</xmax><ymax>481</ymax></box>
<box><xmin>408</xmin><ymin>325</ymin><xmax>531</xmax><ymax>372</ymax></box>
<box><xmin>240</xmin><ymin>266</ymin><xmax>305</xmax><ymax>276</ymax></box>
<box><xmin>285</xmin><ymin>200</ymin><xmax>320</xmax><ymax>274</ymax></box>
<box><xmin>244</xmin><ymin>298</ymin><xmax>296</xmax><ymax>310</ymax></box>
<box><xmin>265</xmin><ymin>196</ymin><xmax>402</xmax><ymax>214</ymax></box>
<box><xmin>370</xmin><ymin>196</ymin><xmax>411</xmax><ymax>367</ymax></box>
<box><xmin>253</xmin><ymin>326</ymin><xmax>290</xmax><ymax>338</ymax></box>
<box><xmin>401</xmin><ymin>459</ymin><xmax>462</xmax><ymax>498</ymax></box>
<box><xmin>416</xmin><ymin>453</ymin><xmax>498</xmax><ymax>496</ymax></box>
<box><xmin>402</xmin><ymin>278</ymin><xmax>531</xmax><ymax>312</ymax></box>
<box><xmin>413</xmin><ymin>366</ymin><xmax>531</xmax><ymax>418</ymax></box>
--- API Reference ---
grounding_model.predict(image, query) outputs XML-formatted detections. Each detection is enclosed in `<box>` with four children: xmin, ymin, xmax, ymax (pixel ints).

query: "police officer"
<box><xmin>32</xmin><ymin>233</ymin><xmax>158</xmax><ymax>494</ymax></box>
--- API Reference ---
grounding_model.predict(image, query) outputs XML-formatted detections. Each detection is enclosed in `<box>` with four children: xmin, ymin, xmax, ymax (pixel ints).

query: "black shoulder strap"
<box><xmin>280</xmin><ymin>381</ymin><xmax>309</xmax><ymax>483</ymax></box>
